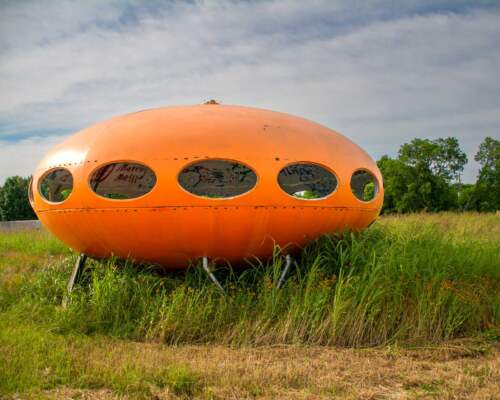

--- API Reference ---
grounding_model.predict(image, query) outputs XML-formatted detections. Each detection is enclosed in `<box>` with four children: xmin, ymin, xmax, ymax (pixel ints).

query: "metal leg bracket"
<box><xmin>202</xmin><ymin>256</ymin><xmax>225</xmax><ymax>293</ymax></box>
<box><xmin>276</xmin><ymin>254</ymin><xmax>292</xmax><ymax>289</ymax></box>
<box><xmin>62</xmin><ymin>253</ymin><xmax>87</xmax><ymax>307</ymax></box>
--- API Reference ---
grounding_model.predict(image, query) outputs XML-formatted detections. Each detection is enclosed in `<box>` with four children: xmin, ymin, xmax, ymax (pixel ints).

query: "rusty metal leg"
<box><xmin>202</xmin><ymin>256</ymin><xmax>225</xmax><ymax>293</ymax></box>
<box><xmin>276</xmin><ymin>254</ymin><xmax>292</xmax><ymax>289</ymax></box>
<box><xmin>63</xmin><ymin>253</ymin><xmax>87</xmax><ymax>307</ymax></box>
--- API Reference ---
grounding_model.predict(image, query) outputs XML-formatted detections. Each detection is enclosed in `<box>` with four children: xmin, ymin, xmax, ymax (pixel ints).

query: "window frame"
<box><xmin>277</xmin><ymin>161</ymin><xmax>339</xmax><ymax>201</ymax></box>
<box><xmin>177</xmin><ymin>158</ymin><xmax>259</xmax><ymax>200</ymax></box>
<box><xmin>38</xmin><ymin>167</ymin><xmax>74</xmax><ymax>204</ymax></box>
<box><xmin>88</xmin><ymin>160</ymin><xmax>158</xmax><ymax>201</ymax></box>
<box><xmin>28</xmin><ymin>177</ymin><xmax>34</xmax><ymax>207</ymax></box>
<box><xmin>350</xmin><ymin>168</ymin><xmax>379</xmax><ymax>203</ymax></box>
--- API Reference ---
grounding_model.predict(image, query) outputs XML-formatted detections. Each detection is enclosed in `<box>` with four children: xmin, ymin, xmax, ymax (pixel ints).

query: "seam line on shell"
<box><xmin>37</xmin><ymin>205</ymin><xmax>379</xmax><ymax>213</ymax></box>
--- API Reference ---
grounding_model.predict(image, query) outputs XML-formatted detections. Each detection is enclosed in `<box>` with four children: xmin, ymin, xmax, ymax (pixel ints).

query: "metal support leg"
<box><xmin>63</xmin><ymin>253</ymin><xmax>87</xmax><ymax>307</ymax></box>
<box><xmin>276</xmin><ymin>254</ymin><xmax>292</xmax><ymax>289</ymax></box>
<box><xmin>202</xmin><ymin>256</ymin><xmax>225</xmax><ymax>293</ymax></box>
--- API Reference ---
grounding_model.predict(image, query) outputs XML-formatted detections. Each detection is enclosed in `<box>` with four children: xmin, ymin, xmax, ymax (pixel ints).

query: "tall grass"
<box><xmin>0</xmin><ymin>229</ymin><xmax>68</xmax><ymax>256</ymax></box>
<box><xmin>0</xmin><ymin>213</ymin><xmax>498</xmax><ymax>347</ymax></box>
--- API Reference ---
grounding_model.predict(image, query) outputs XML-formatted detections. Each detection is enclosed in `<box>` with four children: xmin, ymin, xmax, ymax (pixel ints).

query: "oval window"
<box><xmin>278</xmin><ymin>163</ymin><xmax>338</xmax><ymax>199</ymax></box>
<box><xmin>178</xmin><ymin>160</ymin><xmax>257</xmax><ymax>198</ymax></box>
<box><xmin>28</xmin><ymin>177</ymin><xmax>34</xmax><ymax>205</ymax></box>
<box><xmin>90</xmin><ymin>162</ymin><xmax>156</xmax><ymax>199</ymax></box>
<box><xmin>39</xmin><ymin>168</ymin><xmax>73</xmax><ymax>203</ymax></box>
<box><xmin>351</xmin><ymin>170</ymin><xmax>378</xmax><ymax>202</ymax></box>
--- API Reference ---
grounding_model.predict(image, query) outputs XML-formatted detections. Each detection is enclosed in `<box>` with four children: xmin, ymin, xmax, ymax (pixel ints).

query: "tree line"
<box><xmin>378</xmin><ymin>136</ymin><xmax>498</xmax><ymax>213</ymax></box>
<box><xmin>0</xmin><ymin>136</ymin><xmax>498</xmax><ymax>221</ymax></box>
<box><xmin>0</xmin><ymin>176</ymin><xmax>36</xmax><ymax>221</ymax></box>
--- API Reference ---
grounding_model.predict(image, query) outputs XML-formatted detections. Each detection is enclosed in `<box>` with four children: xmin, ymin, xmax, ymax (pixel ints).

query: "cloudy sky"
<box><xmin>1</xmin><ymin>0</ymin><xmax>499</xmax><ymax>184</ymax></box>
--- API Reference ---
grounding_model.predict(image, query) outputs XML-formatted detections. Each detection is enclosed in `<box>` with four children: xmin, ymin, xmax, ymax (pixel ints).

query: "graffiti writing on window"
<box><xmin>179</xmin><ymin>160</ymin><xmax>257</xmax><ymax>198</ymax></box>
<box><xmin>90</xmin><ymin>162</ymin><xmax>156</xmax><ymax>199</ymax></box>
<box><xmin>278</xmin><ymin>163</ymin><xmax>337</xmax><ymax>199</ymax></box>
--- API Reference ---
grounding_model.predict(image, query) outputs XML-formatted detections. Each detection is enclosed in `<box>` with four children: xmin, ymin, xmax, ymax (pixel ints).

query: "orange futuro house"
<box><xmin>31</xmin><ymin>103</ymin><xmax>384</xmax><ymax>270</ymax></box>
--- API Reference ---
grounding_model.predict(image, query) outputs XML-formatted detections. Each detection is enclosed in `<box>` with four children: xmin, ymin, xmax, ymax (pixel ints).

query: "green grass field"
<box><xmin>0</xmin><ymin>213</ymin><xmax>499</xmax><ymax>399</ymax></box>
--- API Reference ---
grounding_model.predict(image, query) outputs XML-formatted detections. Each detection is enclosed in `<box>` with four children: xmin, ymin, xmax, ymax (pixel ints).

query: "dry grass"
<box><xmin>6</xmin><ymin>339</ymin><xmax>499</xmax><ymax>399</ymax></box>
<box><xmin>378</xmin><ymin>212</ymin><xmax>500</xmax><ymax>241</ymax></box>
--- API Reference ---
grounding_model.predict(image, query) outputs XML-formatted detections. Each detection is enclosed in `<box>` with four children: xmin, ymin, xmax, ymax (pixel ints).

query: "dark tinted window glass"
<box><xmin>178</xmin><ymin>160</ymin><xmax>257</xmax><ymax>198</ymax></box>
<box><xmin>90</xmin><ymin>162</ymin><xmax>156</xmax><ymax>199</ymax></box>
<box><xmin>351</xmin><ymin>170</ymin><xmax>378</xmax><ymax>201</ymax></box>
<box><xmin>39</xmin><ymin>168</ymin><xmax>73</xmax><ymax>203</ymax></box>
<box><xmin>278</xmin><ymin>163</ymin><xmax>337</xmax><ymax>199</ymax></box>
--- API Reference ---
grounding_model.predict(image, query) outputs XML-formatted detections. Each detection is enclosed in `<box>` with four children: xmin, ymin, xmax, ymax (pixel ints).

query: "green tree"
<box><xmin>398</xmin><ymin>137</ymin><xmax>467</xmax><ymax>181</ymax></box>
<box><xmin>456</xmin><ymin>183</ymin><xmax>477</xmax><ymax>211</ymax></box>
<box><xmin>473</xmin><ymin>136</ymin><xmax>499</xmax><ymax>211</ymax></box>
<box><xmin>0</xmin><ymin>176</ymin><xmax>37</xmax><ymax>221</ymax></box>
<box><xmin>378</xmin><ymin>137</ymin><xmax>467</xmax><ymax>213</ymax></box>
<box><xmin>377</xmin><ymin>156</ymin><xmax>414</xmax><ymax>213</ymax></box>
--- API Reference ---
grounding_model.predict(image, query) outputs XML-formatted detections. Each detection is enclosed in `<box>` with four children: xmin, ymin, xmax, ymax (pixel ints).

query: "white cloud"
<box><xmin>1</xmin><ymin>0</ymin><xmax>499</xmax><ymax>184</ymax></box>
<box><xmin>0</xmin><ymin>135</ymin><xmax>68</xmax><ymax>184</ymax></box>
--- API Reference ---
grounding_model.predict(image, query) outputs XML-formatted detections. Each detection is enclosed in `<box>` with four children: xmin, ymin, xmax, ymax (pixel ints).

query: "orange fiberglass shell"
<box><xmin>31</xmin><ymin>104</ymin><xmax>384</xmax><ymax>269</ymax></box>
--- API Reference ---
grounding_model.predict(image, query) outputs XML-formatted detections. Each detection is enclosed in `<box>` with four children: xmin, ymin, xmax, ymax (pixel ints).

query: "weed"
<box><xmin>154</xmin><ymin>365</ymin><xmax>200</xmax><ymax>397</ymax></box>
<box><xmin>1</xmin><ymin>213</ymin><xmax>498</xmax><ymax>347</ymax></box>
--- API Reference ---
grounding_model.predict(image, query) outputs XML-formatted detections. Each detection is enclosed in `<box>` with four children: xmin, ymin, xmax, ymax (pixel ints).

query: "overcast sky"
<box><xmin>1</xmin><ymin>0</ymin><xmax>499</xmax><ymax>184</ymax></box>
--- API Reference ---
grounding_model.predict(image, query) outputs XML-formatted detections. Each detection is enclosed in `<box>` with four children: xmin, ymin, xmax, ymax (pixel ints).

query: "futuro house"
<box><xmin>30</xmin><ymin>103</ymin><xmax>384</xmax><ymax>269</ymax></box>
